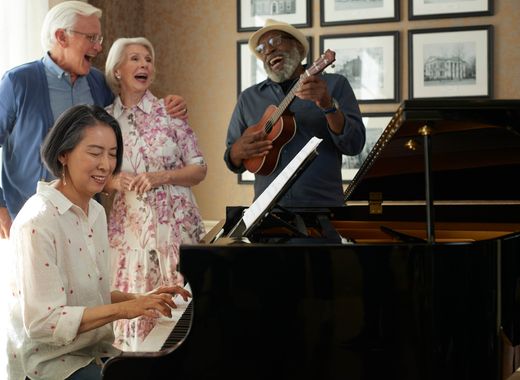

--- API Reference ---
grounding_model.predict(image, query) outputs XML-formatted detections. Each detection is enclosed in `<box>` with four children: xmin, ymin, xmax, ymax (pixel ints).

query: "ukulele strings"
<box><xmin>264</xmin><ymin>72</ymin><xmax>310</xmax><ymax>134</ymax></box>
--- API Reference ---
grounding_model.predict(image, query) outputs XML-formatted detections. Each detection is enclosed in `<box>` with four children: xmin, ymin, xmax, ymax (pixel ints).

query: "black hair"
<box><xmin>41</xmin><ymin>104</ymin><xmax>123</xmax><ymax>178</ymax></box>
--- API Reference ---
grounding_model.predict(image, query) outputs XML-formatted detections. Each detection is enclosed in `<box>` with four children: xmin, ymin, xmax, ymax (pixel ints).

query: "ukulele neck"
<box><xmin>268</xmin><ymin>70</ymin><xmax>312</xmax><ymax>128</ymax></box>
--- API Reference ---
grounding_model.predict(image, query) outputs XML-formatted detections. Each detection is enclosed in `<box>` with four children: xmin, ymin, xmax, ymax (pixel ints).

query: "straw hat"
<box><xmin>248</xmin><ymin>18</ymin><xmax>309</xmax><ymax>60</ymax></box>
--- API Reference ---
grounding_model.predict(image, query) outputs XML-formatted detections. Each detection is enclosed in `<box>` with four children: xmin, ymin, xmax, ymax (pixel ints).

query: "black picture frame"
<box><xmin>342</xmin><ymin>112</ymin><xmax>393</xmax><ymax>183</ymax></box>
<box><xmin>320</xmin><ymin>31</ymin><xmax>400</xmax><ymax>104</ymax></box>
<box><xmin>409</xmin><ymin>0</ymin><xmax>493</xmax><ymax>21</ymax></box>
<box><xmin>237</xmin><ymin>0</ymin><xmax>312</xmax><ymax>32</ymax></box>
<box><xmin>320</xmin><ymin>0</ymin><xmax>399</xmax><ymax>26</ymax></box>
<box><xmin>408</xmin><ymin>25</ymin><xmax>493</xmax><ymax>100</ymax></box>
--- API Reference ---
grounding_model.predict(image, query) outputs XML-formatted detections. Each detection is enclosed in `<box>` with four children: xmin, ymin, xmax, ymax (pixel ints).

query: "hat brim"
<box><xmin>248</xmin><ymin>23</ymin><xmax>309</xmax><ymax>60</ymax></box>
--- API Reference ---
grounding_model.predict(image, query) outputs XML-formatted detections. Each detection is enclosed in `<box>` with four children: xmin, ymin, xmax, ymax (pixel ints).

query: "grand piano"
<box><xmin>102</xmin><ymin>99</ymin><xmax>520</xmax><ymax>380</ymax></box>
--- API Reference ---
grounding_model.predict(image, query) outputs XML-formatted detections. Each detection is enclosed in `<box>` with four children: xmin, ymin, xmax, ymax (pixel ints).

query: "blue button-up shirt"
<box><xmin>43</xmin><ymin>53</ymin><xmax>94</xmax><ymax>121</ymax></box>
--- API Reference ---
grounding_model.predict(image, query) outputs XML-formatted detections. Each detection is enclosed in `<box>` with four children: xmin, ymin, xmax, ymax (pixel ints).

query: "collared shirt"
<box><xmin>7</xmin><ymin>181</ymin><xmax>120</xmax><ymax>380</ymax></box>
<box><xmin>43</xmin><ymin>53</ymin><xmax>94</xmax><ymax>121</ymax></box>
<box><xmin>224</xmin><ymin>72</ymin><xmax>366</xmax><ymax>207</ymax></box>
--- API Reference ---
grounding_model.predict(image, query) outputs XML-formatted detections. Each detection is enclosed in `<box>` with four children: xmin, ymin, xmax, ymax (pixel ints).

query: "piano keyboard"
<box><xmin>136</xmin><ymin>286</ymin><xmax>193</xmax><ymax>352</ymax></box>
<box><xmin>160</xmin><ymin>301</ymin><xmax>192</xmax><ymax>350</ymax></box>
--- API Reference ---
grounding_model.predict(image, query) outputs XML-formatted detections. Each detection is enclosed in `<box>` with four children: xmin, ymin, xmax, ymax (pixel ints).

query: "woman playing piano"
<box><xmin>6</xmin><ymin>105</ymin><xmax>191</xmax><ymax>380</ymax></box>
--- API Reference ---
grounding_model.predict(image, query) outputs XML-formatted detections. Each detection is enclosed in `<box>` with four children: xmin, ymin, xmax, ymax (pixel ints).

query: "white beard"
<box><xmin>264</xmin><ymin>46</ymin><xmax>302</xmax><ymax>83</ymax></box>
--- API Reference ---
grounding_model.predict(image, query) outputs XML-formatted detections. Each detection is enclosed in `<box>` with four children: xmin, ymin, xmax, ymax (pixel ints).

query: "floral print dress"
<box><xmin>106</xmin><ymin>90</ymin><xmax>206</xmax><ymax>350</ymax></box>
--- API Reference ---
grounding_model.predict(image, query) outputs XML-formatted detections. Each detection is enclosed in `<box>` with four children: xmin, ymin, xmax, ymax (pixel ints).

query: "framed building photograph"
<box><xmin>409</xmin><ymin>0</ymin><xmax>493</xmax><ymax>20</ymax></box>
<box><xmin>321</xmin><ymin>0</ymin><xmax>399</xmax><ymax>26</ymax></box>
<box><xmin>320</xmin><ymin>32</ymin><xmax>399</xmax><ymax>103</ymax></box>
<box><xmin>409</xmin><ymin>25</ymin><xmax>493</xmax><ymax>99</ymax></box>
<box><xmin>342</xmin><ymin>113</ymin><xmax>392</xmax><ymax>183</ymax></box>
<box><xmin>237</xmin><ymin>0</ymin><xmax>311</xmax><ymax>32</ymax></box>
<box><xmin>237</xmin><ymin>37</ymin><xmax>313</xmax><ymax>96</ymax></box>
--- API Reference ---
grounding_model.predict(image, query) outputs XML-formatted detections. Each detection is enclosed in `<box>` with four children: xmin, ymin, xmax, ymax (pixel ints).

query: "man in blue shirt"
<box><xmin>224</xmin><ymin>19</ymin><xmax>366</xmax><ymax>208</ymax></box>
<box><xmin>0</xmin><ymin>1</ymin><xmax>188</xmax><ymax>238</ymax></box>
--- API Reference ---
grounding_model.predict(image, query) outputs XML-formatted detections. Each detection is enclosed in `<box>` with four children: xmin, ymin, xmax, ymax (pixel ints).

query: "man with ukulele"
<box><xmin>224</xmin><ymin>19</ymin><xmax>366</xmax><ymax>207</ymax></box>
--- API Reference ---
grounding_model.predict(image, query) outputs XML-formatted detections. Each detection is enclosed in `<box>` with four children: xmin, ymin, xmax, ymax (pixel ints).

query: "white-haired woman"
<box><xmin>104</xmin><ymin>37</ymin><xmax>207</xmax><ymax>351</ymax></box>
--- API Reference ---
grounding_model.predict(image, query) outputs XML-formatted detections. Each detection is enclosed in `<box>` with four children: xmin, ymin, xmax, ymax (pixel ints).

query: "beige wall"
<box><xmin>89</xmin><ymin>0</ymin><xmax>520</xmax><ymax>222</ymax></box>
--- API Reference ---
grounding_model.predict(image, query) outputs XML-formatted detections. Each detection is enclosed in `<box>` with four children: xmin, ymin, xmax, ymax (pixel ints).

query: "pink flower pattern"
<box><xmin>106</xmin><ymin>91</ymin><xmax>206</xmax><ymax>351</ymax></box>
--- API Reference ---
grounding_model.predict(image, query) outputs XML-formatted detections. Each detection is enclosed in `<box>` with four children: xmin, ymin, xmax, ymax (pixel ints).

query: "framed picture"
<box><xmin>237</xmin><ymin>0</ymin><xmax>311</xmax><ymax>32</ymax></box>
<box><xmin>409</xmin><ymin>0</ymin><xmax>492</xmax><ymax>20</ymax></box>
<box><xmin>237</xmin><ymin>37</ymin><xmax>313</xmax><ymax>96</ymax></box>
<box><xmin>320</xmin><ymin>0</ymin><xmax>399</xmax><ymax>26</ymax></box>
<box><xmin>320</xmin><ymin>32</ymin><xmax>399</xmax><ymax>103</ymax></box>
<box><xmin>409</xmin><ymin>25</ymin><xmax>493</xmax><ymax>99</ymax></box>
<box><xmin>342</xmin><ymin>113</ymin><xmax>393</xmax><ymax>183</ymax></box>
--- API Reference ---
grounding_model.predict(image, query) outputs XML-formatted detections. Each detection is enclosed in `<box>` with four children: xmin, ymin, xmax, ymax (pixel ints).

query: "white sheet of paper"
<box><xmin>242</xmin><ymin>136</ymin><xmax>323</xmax><ymax>229</ymax></box>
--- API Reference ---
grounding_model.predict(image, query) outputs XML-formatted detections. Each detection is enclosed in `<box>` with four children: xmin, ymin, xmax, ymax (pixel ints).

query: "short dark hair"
<box><xmin>41</xmin><ymin>104</ymin><xmax>123</xmax><ymax>178</ymax></box>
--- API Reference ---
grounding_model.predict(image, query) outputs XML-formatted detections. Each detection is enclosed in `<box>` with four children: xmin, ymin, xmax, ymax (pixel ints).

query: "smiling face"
<box><xmin>116</xmin><ymin>44</ymin><xmax>154</xmax><ymax>101</ymax></box>
<box><xmin>55</xmin><ymin>14</ymin><xmax>103</xmax><ymax>82</ymax></box>
<box><xmin>59</xmin><ymin>123</ymin><xmax>117</xmax><ymax>212</ymax></box>
<box><xmin>258</xmin><ymin>30</ymin><xmax>303</xmax><ymax>83</ymax></box>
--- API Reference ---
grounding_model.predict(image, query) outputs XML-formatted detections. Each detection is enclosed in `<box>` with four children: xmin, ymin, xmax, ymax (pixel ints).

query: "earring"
<box><xmin>62</xmin><ymin>165</ymin><xmax>67</xmax><ymax>186</ymax></box>
<box><xmin>115</xmin><ymin>73</ymin><xmax>121</xmax><ymax>80</ymax></box>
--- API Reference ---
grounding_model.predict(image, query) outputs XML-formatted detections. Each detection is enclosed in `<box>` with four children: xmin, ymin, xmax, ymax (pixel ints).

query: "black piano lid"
<box><xmin>344</xmin><ymin>99</ymin><xmax>520</xmax><ymax>203</ymax></box>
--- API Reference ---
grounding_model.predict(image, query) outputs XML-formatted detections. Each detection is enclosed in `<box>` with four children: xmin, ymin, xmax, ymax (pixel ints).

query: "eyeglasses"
<box><xmin>255</xmin><ymin>34</ymin><xmax>289</xmax><ymax>55</ymax></box>
<box><xmin>68</xmin><ymin>29</ymin><xmax>104</xmax><ymax>45</ymax></box>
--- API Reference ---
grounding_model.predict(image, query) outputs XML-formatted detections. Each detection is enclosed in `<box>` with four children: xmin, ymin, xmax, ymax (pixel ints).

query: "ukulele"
<box><xmin>243</xmin><ymin>49</ymin><xmax>336</xmax><ymax>176</ymax></box>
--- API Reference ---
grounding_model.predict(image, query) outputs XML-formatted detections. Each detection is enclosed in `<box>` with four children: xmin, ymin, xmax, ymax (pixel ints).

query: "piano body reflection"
<box><xmin>102</xmin><ymin>100</ymin><xmax>520</xmax><ymax>380</ymax></box>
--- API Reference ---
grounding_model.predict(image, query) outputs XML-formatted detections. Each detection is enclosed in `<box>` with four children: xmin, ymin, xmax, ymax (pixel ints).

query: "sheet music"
<box><xmin>135</xmin><ymin>283</ymin><xmax>191</xmax><ymax>352</ymax></box>
<box><xmin>242</xmin><ymin>136</ymin><xmax>323</xmax><ymax>229</ymax></box>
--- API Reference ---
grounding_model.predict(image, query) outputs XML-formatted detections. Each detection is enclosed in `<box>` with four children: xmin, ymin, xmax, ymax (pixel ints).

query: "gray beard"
<box><xmin>264</xmin><ymin>46</ymin><xmax>302</xmax><ymax>83</ymax></box>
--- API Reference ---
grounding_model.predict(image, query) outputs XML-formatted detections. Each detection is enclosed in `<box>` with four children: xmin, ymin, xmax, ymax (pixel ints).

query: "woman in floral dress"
<box><xmin>104</xmin><ymin>37</ymin><xmax>206</xmax><ymax>350</ymax></box>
